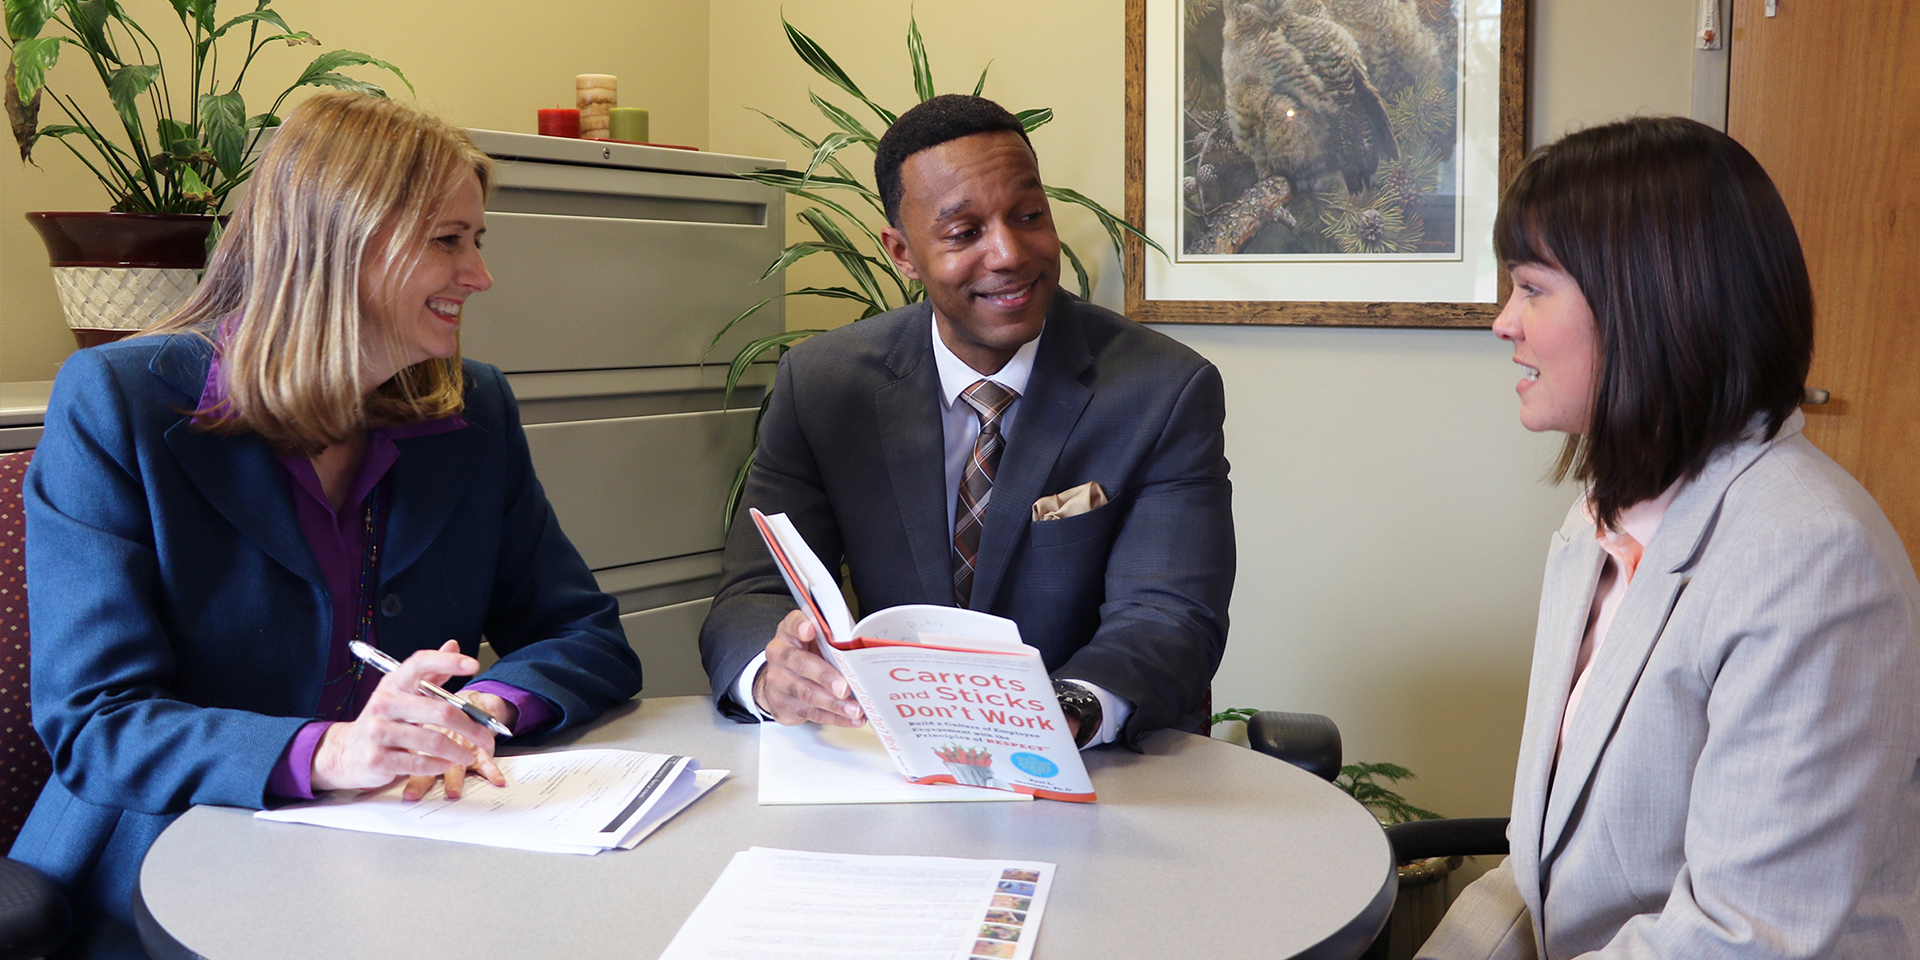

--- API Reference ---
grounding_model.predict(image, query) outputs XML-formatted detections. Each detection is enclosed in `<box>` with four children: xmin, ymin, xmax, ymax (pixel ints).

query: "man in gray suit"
<box><xmin>698</xmin><ymin>95</ymin><xmax>1234</xmax><ymax>748</ymax></box>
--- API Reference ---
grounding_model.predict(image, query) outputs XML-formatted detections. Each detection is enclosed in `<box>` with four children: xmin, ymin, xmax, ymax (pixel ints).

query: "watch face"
<box><xmin>1053</xmin><ymin>681</ymin><xmax>1101</xmax><ymax>746</ymax></box>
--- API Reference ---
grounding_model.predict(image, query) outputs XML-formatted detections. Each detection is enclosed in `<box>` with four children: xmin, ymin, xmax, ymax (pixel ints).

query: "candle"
<box><xmin>576</xmin><ymin>74</ymin><xmax>617</xmax><ymax>140</ymax></box>
<box><xmin>609</xmin><ymin>107</ymin><xmax>649</xmax><ymax>143</ymax></box>
<box><xmin>537</xmin><ymin>107</ymin><xmax>580</xmax><ymax>138</ymax></box>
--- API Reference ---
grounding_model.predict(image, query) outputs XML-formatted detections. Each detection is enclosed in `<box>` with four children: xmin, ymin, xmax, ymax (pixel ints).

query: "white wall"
<box><xmin>1167</xmin><ymin>323</ymin><xmax>1568</xmax><ymax>815</ymax></box>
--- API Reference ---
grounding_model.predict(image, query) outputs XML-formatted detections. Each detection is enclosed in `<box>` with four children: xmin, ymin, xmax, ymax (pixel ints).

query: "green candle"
<box><xmin>609</xmin><ymin>107</ymin><xmax>649</xmax><ymax>143</ymax></box>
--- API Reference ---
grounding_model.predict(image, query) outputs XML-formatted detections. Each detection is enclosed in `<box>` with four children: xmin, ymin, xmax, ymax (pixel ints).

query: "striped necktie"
<box><xmin>952</xmin><ymin>379</ymin><xmax>1018</xmax><ymax>607</ymax></box>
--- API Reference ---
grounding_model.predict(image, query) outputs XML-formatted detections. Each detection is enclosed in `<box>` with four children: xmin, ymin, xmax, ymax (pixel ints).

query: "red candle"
<box><xmin>537</xmin><ymin>108</ymin><xmax>581</xmax><ymax>138</ymax></box>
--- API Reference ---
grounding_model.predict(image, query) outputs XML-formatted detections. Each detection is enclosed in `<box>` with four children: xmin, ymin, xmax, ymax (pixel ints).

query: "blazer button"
<box><xmin>380</xmin><ymin>594</ymin><xmax>402</xmax><ymax>618</ymax></box>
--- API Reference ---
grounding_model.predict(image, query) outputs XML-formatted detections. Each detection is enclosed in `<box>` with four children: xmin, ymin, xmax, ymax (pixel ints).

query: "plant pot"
<box><xmin>25</xmin><ymin>212</ymin><xmax>218</xmax><ymax>348</ymax></box>
<box><xmin>1384</xmin><ymin>855</ymin><xmax>1460</xmax><ymax>960</ymax></box>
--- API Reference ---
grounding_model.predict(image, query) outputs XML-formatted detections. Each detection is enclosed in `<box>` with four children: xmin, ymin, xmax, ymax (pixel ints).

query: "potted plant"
<box><xmin>708</xmin><ymin>12</ymin><xmax>1165</xmax><ymax>523</ymax></box>
<box><xmin>1215</xmin><ymin>706</ymin><xmax>1458</xmax><ymax>960</ymax></box>
<box><xmin>5</xmin><ymin>0</ymin><xmax>407</xmax><ymax>346</ymax></box>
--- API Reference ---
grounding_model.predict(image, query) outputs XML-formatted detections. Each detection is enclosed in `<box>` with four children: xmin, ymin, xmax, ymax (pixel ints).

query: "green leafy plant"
<box><xmin>708</xmin><ymin>11</ymin><xmax>1166</xmax><ymax>525</ymax></box>
<box><xmin>1209</xmin><ymin>706</ymin><xmax>1258</xmax><ymax>727</ymax></box>
<box><xmin>1336</xmin><ymin>761</ymin><xmax>1442</xmax><ymax>825</ymax></box>
<box><xmin>4</xmin><ymin>0</ymin><xmax>409</xmax><ymax>215</ymax></box>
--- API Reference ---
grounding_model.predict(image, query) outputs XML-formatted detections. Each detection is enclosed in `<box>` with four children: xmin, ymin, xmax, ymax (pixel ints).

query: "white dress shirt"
<box><xmin>734</xmin><ymin>314</ymin><xmax>1132</xmax><ymax>747</ymax></box>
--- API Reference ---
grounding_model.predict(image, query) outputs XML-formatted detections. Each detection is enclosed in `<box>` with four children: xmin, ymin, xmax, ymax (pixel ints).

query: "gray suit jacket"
<box><xmin>1421</xmin><ymin>412</ymin><xmax>1920</xmax><ymax>960</ymax></box>
<box><xmin>698</xmin><ymin>292</ymin><xmax>1235</xmax><ymax>743</ymax></box>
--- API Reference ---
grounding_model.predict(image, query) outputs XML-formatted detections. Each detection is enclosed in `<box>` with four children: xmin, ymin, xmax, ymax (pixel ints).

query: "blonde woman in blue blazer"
<box><xmin>18</xmin><ymin>93</ymin><xmax>642</xmax><ymax>959</ymax></box>
<box><xmin>1419</xmin><ymin>117</ymin><xmax>1920</xmax><ymax>959</ymax></box>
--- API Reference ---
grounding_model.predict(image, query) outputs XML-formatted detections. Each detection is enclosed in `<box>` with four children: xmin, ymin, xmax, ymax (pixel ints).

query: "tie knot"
<box><xmin>961</xmin><ymin>379</ymin><xmax>1018</xmax><ymax>423</ymax></box>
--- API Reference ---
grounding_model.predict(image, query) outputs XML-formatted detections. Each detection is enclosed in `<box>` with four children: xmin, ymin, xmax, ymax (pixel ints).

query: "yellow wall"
<box><xmin>707</xmin><ymin>0</ymin><xmax>1700</xmax><ymax>825</ymax></box>
<box><xmin>3</xmin><ymin>0</ymin><xmax>1701</xmax><ymax>822</ymax></box>
<box><xmin>707</xmin><ymin>1</ymin><xmax>1130</xmax><ymax>331</ymax></box>
<box><xmin>0</xmin><ymin>0</ymin><xmax>709</xmax><ymax>381</ymax></box>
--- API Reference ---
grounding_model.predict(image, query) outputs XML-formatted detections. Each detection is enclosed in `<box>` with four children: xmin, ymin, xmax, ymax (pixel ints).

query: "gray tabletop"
<box><xmin>137</xmin><ymin>696</ymin><xmax>1394</xmax><ymax>959</ymax></box>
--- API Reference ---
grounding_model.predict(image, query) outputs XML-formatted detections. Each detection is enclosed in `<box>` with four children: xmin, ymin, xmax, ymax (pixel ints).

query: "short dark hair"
<box><xmin>874</xmin><ymin>94</ymin><xmax>1034</xmax><ymax>226</ymax></box>
<box><xmin>1495</xmin><ymin>115</ymin><xmax>1813</xmax><ymax>531</ymax></box>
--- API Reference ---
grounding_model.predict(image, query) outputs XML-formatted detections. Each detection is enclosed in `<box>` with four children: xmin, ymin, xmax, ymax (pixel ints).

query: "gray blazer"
<box><xmin>1421</xmin><ymin>412</ymin><xmax>1920</xmax><ymax>960</ymax></box>
<box><xmin>698</xmin><ymin>292</ymin><xmax>1235</xmax><ymax>743</ymax></box>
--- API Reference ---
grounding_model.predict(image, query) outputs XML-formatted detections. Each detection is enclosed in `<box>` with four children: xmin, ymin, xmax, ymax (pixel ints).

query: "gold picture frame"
<box><xmin>1124</xmin><ymin>0</ymin><xmax>1531</xmax><ymax>327</ymax></box>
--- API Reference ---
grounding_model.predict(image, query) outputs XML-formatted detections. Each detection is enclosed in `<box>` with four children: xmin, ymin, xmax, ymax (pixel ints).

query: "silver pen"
<box><xmin>347</xmin><ymin>640</ymin><xmax>513</xmax><ymax>738</ymax></box>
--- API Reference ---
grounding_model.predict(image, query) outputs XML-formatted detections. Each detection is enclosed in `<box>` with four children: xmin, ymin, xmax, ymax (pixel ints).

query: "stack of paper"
<box><xmin>758</xmin><ymin>721</ymin><xmax>1031</xmax><ymax>805</ymax></box>
<box><xmin>256</xmin><ymin>748</ymin><xmax>727</xmax><ymax>854</ymax></box>
<box><xmin>662</xmin><ymin>848</ymin><xmax>1055</xmax><ymax>960</ymax></box>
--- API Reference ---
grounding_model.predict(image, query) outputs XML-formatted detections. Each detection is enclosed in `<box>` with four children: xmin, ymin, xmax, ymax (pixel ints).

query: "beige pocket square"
<box><xmin>1032</xmin><ymin>481</ymin><xmax>1108</xmax><ymax>521</ymax></box>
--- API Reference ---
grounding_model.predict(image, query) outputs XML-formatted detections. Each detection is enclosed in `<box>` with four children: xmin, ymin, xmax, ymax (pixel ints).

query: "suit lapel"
<box><xmin>1534</xmin><ymin>413</ymin><xmax>1797</xmax><ymax>871</ymax></box>
<box><xmin>1536</xmin><ymin>557</ymin><xmax>1688</xmax><ymax>855</ymax></box>
<box><xmin>969</xmin><ymin>294</ymin><xmax>1092</xmax><ymax>611</ymax></box>
<box><xmin>1509</xmin><ymin>514</ymin><xmax>1602</xmax><ymax>930</ymax></box>
<box><xmin>874</xmin><ymin>306</ymin><xmax>960</xmax><ymax>604</ymax></box>
<box><xmin>381</xmin><ymin>422</ymin><xmax>485</xmax><ymax>582</ymax></box>
<box><xmin>153</xmin><ymin>337</ymin><xmax>324</xmax><ymax>588</ymax></box>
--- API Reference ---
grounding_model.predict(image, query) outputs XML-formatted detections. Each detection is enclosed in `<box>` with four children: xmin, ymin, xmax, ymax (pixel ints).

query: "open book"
<box><xmin>751</xmin><ymin>508</ymin><xmax>1094</xmax><ymax>802</ymax></box>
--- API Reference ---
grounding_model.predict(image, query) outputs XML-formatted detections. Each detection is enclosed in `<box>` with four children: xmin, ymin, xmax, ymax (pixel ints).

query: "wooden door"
<box><xmin>1727</xmin><ymin>0</ymin><xmax>1920</xmax><ymax>568</ymax></box>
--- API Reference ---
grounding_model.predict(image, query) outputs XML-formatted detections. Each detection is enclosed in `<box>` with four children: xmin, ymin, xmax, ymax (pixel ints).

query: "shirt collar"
<box><xmin>929</xmin><ymin>311</ymin><xmax>1041</xmax><ymax>408</ymax></box>
<box><xmin>1587</xmin><ymin>477</ymin><xmax>1686</xmax><ymax>556</ymax></box>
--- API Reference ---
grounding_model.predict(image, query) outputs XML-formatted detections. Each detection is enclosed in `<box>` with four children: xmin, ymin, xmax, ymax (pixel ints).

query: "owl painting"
<box><xmin>1221</xmin><ymin>0</ymin><xmax>1397</xmax><ymax>195</ymax></box>
<box><xmin>1184</xmin><ymin>0</ymin><xmax>1459</xmax><ymax>256</ymax></box>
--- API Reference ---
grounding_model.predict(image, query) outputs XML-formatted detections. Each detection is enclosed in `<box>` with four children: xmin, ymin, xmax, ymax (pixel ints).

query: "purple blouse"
<box><xmin>194</xmin><ymin>356</ymin><xmax>553</xmax><ymax>801</ymax></box>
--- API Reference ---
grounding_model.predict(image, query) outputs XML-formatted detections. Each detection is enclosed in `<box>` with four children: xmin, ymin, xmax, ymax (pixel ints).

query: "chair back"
<box><xmin>0</xmin><ymin>450</ymin><xmax>50</xmax><ymax>855</ymax></box>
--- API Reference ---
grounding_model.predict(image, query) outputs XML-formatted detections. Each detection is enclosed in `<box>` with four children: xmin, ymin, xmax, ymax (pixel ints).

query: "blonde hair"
<box><xmin>147</xmin><ymin>90</ymin><xmax>494</xmax><ymax>453</ymax></box>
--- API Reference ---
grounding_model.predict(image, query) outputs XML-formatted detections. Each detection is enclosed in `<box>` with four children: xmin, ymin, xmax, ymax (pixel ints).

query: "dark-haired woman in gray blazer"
<box><xmin>1419</xmin><ymin>116</ymin><xmax>1920</xmax><ymax>959</ymax></box>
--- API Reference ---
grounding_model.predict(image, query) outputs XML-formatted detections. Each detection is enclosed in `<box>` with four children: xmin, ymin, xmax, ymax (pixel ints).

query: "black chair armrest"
<box><xmin>1383</xmin><ymin>817</ymin><xmax>1510</xmax><ymax>865</ymax></box>
<box><xmin>0</xmin><ymin>856</ymin><xmax>69</xmax><ymax>960</ymax></box>
<box><xmin>1245</xmin><ymin>711</ymin><xmax>1342</xmax><ymax>782</ymax></box>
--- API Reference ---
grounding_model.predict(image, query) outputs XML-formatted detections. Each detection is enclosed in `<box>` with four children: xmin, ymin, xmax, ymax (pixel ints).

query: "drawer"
<box><xmin>474</xmin><ymin>596</ymin><xmax>713</xmax><ymax>699</ymax></box>
<box><xmin>594</xmin><ymin>552</ymin><xmax>724</xmax><ymax>615</ymax></box>
<box><xmin>0</xmin><ymin>426</ymin><xmax>41</xmax><ymax>453</ymax></box>
<box><xmin>621</xmin><ymin>597</ymin><xmax>714</xmax><ymax>699</ymax></box>
<box><xmin>460</xmin><ymin>210</ymin><xmax>783</xmax><ymax>373</ymax></box>
<box><xmin>524</xmin><ymin>407</ymin><xmax>757</xmax><ymax>571</ymax></box>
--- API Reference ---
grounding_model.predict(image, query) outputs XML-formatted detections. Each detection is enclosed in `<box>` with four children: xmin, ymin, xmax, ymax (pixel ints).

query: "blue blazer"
<box><xmin>699</xmin><ymin>293</ymin><xmax>1235</xmax><ymax>742</ymax></box>
<box><xmin>16</xmin><ymin>334</ymin><xmax>642</xmax><ymax>959</ymax></box>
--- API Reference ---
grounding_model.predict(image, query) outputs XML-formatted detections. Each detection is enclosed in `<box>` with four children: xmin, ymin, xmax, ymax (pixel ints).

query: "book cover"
<box><xmin>751</xmin><ymin>509</ymin><xmax>1095</xmax><ymax>802</ymax></box>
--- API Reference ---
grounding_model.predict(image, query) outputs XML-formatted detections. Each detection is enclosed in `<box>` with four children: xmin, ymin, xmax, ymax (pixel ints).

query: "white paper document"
<box><xmin>661</xmin><ymin>847</ymin><xmax>1055</xmax><ymax>960</ymax></box>
<box><xmin>256</xmin><ymin>748</ymin><xmax>726</xmax><ymax>854</ymax></box>
<box><xmin>758</xmin><ymin>722</ymin><xmax>1030</xmax><ymax>805</ymax></box>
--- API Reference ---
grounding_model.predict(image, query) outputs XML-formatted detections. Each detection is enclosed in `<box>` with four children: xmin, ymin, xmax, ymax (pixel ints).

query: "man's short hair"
<box><xmin>874</xmin><ymin>94</ymin><xmax>1035</xmax><ymax>227</ymax></box>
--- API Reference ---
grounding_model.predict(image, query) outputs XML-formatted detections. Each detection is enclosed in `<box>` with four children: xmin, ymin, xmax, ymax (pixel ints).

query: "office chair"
<box><xmin>0</xmin><ymin>451</ymin><xmax>71</xmax><ymax>960</ymax></box>
<box><xmin>1246</xmin><ymin>711</ymin><xmax>1509</xmax><ymax>960</ymax></box>
<box><xmin>1245</xmin><ymin>710</ymin><xmax>1343</xmax><ymax>782</ymax></box>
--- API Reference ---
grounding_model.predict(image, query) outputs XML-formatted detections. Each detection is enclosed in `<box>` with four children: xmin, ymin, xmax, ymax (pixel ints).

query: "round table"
<box><xmin>137</xmin><ymin>696</ymin><xmax>1394</xmax><ymax>959</ymax></box>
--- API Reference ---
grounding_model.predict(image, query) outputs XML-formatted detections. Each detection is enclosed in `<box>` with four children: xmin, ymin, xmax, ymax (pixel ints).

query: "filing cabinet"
<box><xmin>463</xmin><ymin>131</ymin><xmax>787</xmax><ymax>697</ymax></box>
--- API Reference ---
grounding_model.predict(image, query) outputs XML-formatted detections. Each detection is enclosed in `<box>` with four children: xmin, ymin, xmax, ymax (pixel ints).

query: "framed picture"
<box><xmin>1124</xmin><ymin>0</ymin><xmax>1529</xmax><ymax>327</ymax></box>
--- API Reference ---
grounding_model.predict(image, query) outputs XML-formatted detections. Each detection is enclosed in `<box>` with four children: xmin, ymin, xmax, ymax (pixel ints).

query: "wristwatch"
<box><xmin>1053</xmin><ymin>680</ymin><xmax>1102</xmax><ymax>749</ymax></box>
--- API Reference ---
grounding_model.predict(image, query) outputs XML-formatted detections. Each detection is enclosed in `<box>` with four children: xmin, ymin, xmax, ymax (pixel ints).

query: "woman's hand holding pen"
<box><xmin>310</xmin><ymin>640</ymin><xmax>509</xmax><ymax>796</ymax></box>
<box><xmin>403</xmin><ymin>690</ymin><xmax>517</xmax><ymax>801</ymax></box>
